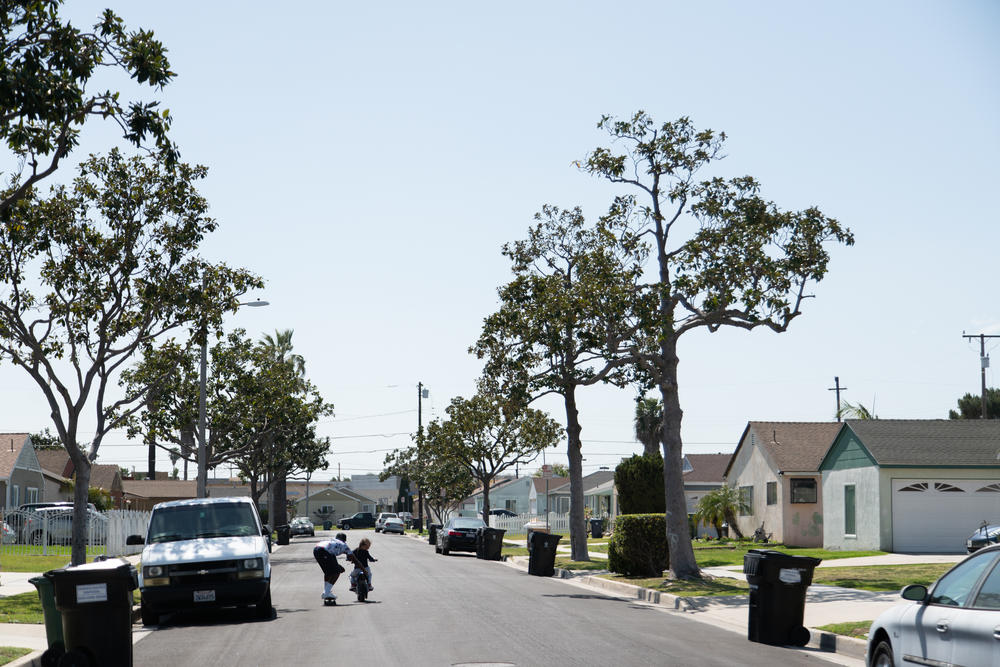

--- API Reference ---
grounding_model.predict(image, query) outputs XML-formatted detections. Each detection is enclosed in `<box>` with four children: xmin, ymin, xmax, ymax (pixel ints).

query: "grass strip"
<box><xmin>599</xmin><ymin>572</ymin><xmax>750</xmax><ymax>597</ymax></box>
<box><xmin>812</xmin><ymin>563</ymin><xmax>952</xmax><ymax>592</ymax></box>
<box><xmin>0</xmin><ymin>592</ymin><xmax>44</xmax><ymax>624</ymax></box>
<box><xmin>0</xmin><ymin>647</ymin><xmax>31</xmax><ymax>665</ymax></box>
<box><xmin>816</xmin><ymin>621</ymin><xmax>872</xmax><ymax>640</ymax></box>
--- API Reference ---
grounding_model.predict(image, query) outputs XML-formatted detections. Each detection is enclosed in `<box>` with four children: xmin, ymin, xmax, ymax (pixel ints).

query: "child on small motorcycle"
<box><xmin>349</xmin><ymin>537</ymin><xmax>378</xmax><ymax>591</ymax></box>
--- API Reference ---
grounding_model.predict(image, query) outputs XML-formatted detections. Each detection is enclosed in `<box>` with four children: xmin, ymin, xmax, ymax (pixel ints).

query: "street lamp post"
<box><xmin>196</xmin><ymin>298</ymin><xmax>269</xmax><ymax>499</ymax></box>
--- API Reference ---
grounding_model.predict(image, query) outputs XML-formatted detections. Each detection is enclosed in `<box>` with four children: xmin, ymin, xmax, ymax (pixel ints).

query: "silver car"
<box><xmin>867</xmin><ymin>543</ymin><xmax>1000</xmax><ymax>666</ymax></box>
<box><xmin>382</xmin><ymin>517</ymin><xmax>405</xmax><ymax>534</ymax></box>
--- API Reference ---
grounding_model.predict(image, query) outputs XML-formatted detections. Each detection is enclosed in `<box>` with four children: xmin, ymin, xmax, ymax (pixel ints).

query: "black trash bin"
<box><xmin>476</xmin><ymin>527</ymin><xmax>506</xmax><ymax>561</ymax></box>
<box><xmin>276</xmin><ymin>524</ymin><xmax>291</xmax><ymax>545</ymax></box>
<box><xmin>46</xmin><ymin>558</ymin><xmax>138</xmax><ymax>667</ymax></box>
<box><xmin>527</xmin><ymin>531</ymin><xmax>562</xmax><ymax>576</ymax></box>
<box><xmin>428</xmin><ymin>523</ymin><xmax>442</xmax><ymax>545</ymax></box>
<box><xmin>743</xmin><ymin>549</ymin><xmax>822</xmax><ymax>647</ymax></box>
<box><xmin>589</xmin><ymin>518</ymin><xmax>604</xmax><ymax>539</ymax></box>
<box><xmin>323</xmin><ymin>520</ymin><xmax>333</xmax><ymax>530</ymax></box>
<box><xmin>412</xmin><ymin>518</ymin><xmax>424</xmax><ymax>533</ymax></box>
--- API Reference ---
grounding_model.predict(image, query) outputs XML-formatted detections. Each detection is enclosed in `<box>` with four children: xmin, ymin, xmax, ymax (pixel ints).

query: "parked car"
<box><xmin>22</xmin><ymin>506</ymin><xmax>107</xmax><ymax>546</ymax></box>
<box><xmin>382</xmin><ymin>517</ymin><xmax>405</xmax><ymax>535</ymax></box>
<box><xmin>435</xmin><ymin>516</ymin><xmax>486</xmax><ymax>555</ymax></box>
<box><xmin>488</xmin><ymin>508</ymin><xmax>517</xmax><ymax>517</ymax></box>
<box><xmin>867</xmin><ymin>543</ymin><xmax>1000</xmax><ymax>666</ymax></box>
<box><xmin>289</xmin><ymin>517</ymin><xmax>315</xmax><ymax>537</ymax></box>
<box><xmin>0</xmin><ymin>521</ymin><xmax>15</xmax><ymax>544</ymax></box>
<box><xmin>966</xmin><ymin>522</ymin><xmax>1000</xmax><ymax>553</ymax></box>
<box><xmin>9</xmin><ymin>501</ymin><xmax>94</xmax><ymax>538</ymax></box>
<box><xmin>338</xmin><ymin>512</ymin><xmax>375</xmax><ymax>530</ymax></box>
<box><xmin>129</xmin><ymin>496</ymin><xmax>272</xmax><ymax>626</ymax></box>
<box><xmin>375</xmin><ymin>512</ymin><xmax>398</xmax><ymax>533</ymax></box>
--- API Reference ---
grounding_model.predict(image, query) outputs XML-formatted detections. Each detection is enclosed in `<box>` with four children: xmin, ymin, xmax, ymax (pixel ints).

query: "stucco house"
<box><xmin>725</xmin><ymin>421</ymin><xmax>841</xmax><ymax>547</ymax></box>
<box><xmin>293</xmin><ymin>487</ymin><xmax>377</xmax><ymax>524</ymax></box>
<box><xmin>684</xmin><ymin>453</ymin><xmax>731</xmax><ymax>537</ymax></box>
<box><xmin>36</xmin><ymin>450</ymin><xmax>125</xmax><ymax>507</ymax></box>
<box><xmin>122</xmin><ymin>480</ymin><xmax>197</xmax><ymax>510</ymax></box>
<box><xmin>820</xmin><ymin>419</ymin><xmax>1000</xmax><ymax>553</ymax></box>
<box><xmin>528</xmin><ymin>476</ymin><xmax>570</xmax><ymax>514</ymax></box>
<box><xmin>0</xmin><ymin>433</ymin><xmax>45</xmax><ymax>509</ymax></box>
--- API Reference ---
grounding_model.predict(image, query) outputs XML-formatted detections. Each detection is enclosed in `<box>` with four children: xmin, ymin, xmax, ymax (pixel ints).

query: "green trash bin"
<box><xmin>29</xmin><ymin>575</ymin><xmax>64</xmax><ymax>651</ymax></box>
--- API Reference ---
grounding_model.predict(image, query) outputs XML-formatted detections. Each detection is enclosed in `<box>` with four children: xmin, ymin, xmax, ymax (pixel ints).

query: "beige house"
<box><xmin>0</xmin><ymin>433</ymin><xmax>44</xmax><ymax>509</ymax></box>
<box><xmin>725</xmin><ymin>422</ymin><xmax>840</xmax><ymax>547</ymax></box>
<box><xmin>122</xmin><ymin>480</ymin><xmax>197</xmax><ymax>510</ymax></box>
<box><xmin>36</xmin><ymin>450</ymin><xmax>125</xmax><ymax>508</ymax></box>
<box><xmin>293</xmin><ymin>487</ymin><xmax>377</xmax><ymax>524</ymax></box>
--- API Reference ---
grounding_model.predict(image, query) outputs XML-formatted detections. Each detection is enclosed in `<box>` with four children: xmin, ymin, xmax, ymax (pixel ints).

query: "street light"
<box><xmin>197</xmin><ymin>298</ymin><xmax>270</xmax><ymax>498</ymax></box>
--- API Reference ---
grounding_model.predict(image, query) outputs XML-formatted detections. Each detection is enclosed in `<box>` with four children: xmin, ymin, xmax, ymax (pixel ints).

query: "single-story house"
<box><xmin>530</xmin><ymin>476</ymin><xmax>570</xmax><ymax>514</ymax></box>
<box><xmin>581</xmin><ymin>470</ymin><xmax>615</xmax><ymax>516</ymax></box>
<box><xmin>725</xmin><ymin>421</ymin><xmax>842</xmax><ymax>547</ymax></box>
<box><xmin>0</xmin><ymin>433</ymin><xmax>45</xmax><ymax>509</ymax></box>
<box><xmin>684</xmin><ymin>453</ymin><xmax>731</xmax><ymax>537</ymax></box>
<box><xmin>293</xmin><ymin>487</ymin><xmax>377</xmax><ymax>524</ymax></box>
<box><xmin>36</xmin><ymin>450</ymin><xmax>126</xmax><ymax>508</ymax></box>
<box><xmin>820</xmin><ymin>419</ymin><xmax>1000</xmax><ymax>553</ymax></box>
<box><xmin>122</xmin><ymin>480</ymin><xmax>197</xmax><ymax>510</ymax></box>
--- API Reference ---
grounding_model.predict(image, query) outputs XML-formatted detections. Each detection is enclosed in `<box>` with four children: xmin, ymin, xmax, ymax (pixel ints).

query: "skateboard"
<box><xmin>323</xmin><ymin>598</ymin><xmax>337</xmax><ymax>606</ymax></box>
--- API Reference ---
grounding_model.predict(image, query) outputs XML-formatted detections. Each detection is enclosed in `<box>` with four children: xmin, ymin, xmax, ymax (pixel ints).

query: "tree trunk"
<box><xmin>563</xmin><ymin>389</ymin><xmax>589</xmax><ymax>561</ymax></box>
<box><xmin>659</xmin><ymin>338</ymin><xmax>698</xmax><ymax>578</ymax></box>
<box><xmin>69</xmin><ymin>451</ymin><xmax>91</xmax><ymax>566</ymax></box>
<box><xmin>272</xmin><ymin>472</ymin><xmax>288</xmax><ymax>529</ymax></box>
<box><xmin>481</xmin><ymin>479</ymin><xmax>491</xmax><ymax>525</ymax></box>
<box><xmin>146</xmin><ymin>433</ymin><xmax>156</xmax><ymax>481</ymax></box>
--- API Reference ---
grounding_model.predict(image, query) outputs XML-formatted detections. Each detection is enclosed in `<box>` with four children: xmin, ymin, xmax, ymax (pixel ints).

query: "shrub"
<box><xmin>608</xmin><ymin>514</ymin><xmax>668</xmax><ymax>576</ymax></box>
<box><xmin>614</xmin><ymin>453</ymin><xmax>665</xmax><ymax>514</ymax></box>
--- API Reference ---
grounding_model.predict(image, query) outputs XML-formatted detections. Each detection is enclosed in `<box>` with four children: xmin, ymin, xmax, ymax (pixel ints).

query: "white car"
<box><xmin>128</xmin><ymin>497</ymin><xmax>272</xmax><ymax>626</ymax></box>
<box><xmin>867</xmin><ymin>543</ymin><xmax>1000</xmax><ymax>666</ymax></box>
<box><xmin>375</xmin><ymin>512</ymin><xmax>398</xmax><ymax>533</ymax></box>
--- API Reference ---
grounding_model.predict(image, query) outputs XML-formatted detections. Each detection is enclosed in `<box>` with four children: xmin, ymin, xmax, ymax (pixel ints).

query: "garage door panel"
<box><xmin>892</xmin><ymin>480</ymin><xmax>1000</xmax><ymax>553</ymax></box>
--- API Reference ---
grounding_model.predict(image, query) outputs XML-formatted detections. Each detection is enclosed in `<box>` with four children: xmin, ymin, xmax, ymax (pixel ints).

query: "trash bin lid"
<box><xmin>46</xmin><ymin>558</ymin><xmax>136</xmax><ymax>583</ymax></box>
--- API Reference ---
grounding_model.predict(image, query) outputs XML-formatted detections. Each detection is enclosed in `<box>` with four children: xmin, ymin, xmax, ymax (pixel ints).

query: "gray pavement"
<box><xmin>0</xmin><ymin>540</ymin><xmax>966</xmax><ymax>666</ymax></box>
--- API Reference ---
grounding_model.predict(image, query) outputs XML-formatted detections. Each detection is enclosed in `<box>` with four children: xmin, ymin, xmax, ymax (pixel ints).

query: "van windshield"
<box><xmin>148</xmin><ymin>504</ymin><xmax>259</xmax><ymax>543</ymax></box>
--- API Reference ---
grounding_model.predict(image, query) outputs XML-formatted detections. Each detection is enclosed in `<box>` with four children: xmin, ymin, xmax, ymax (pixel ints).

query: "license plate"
<box><xmin>194</xmin><ymin>590</ymin><xmax>215</xmax><ymax>603</ymax></box>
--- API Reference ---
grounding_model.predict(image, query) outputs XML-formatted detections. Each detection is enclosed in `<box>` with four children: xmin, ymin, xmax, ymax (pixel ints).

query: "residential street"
<box><xmin>131</xmin><ymin>530</ymin><xmax>855</xmax><ymax>666</ymax></box>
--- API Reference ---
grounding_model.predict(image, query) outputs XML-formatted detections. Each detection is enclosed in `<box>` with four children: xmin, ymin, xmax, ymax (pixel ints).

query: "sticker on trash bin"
<box><xmin>778</xmin><ymin>568</ymin><xmax>802</xmax><ymax>584</ymax></box>
<box><xmin>76</xmin><ymin>583</ymin><xmax>108</xmax><ymax>603</ymax></box>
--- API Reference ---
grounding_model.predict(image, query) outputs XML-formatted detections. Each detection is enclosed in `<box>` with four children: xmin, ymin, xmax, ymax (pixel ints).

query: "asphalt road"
<box><xmin>133</xmin><ymin>530</ymin><xmax>848</xmax><ymax>666</ymax></box>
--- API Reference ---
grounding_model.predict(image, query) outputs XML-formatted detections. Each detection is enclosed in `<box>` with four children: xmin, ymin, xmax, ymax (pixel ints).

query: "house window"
<box><xmin>844</xmin><ymin>485</ymin><xmax>856</xmax><ymax>536</ymax></box>
<box><xmin>26</xmin><ymin>487</ymin><xmax>39</xmax><ymax>504</ymax></box>
<box><xmin>790</xmin><ymin>478</ymin><xmax>817</xmax><ymax>504</ymax></box>
<box><xmin>505</xmin><ymin>499</ymin><xmax>517</xmax><ymax>512</ymax></box>
<box><xmin>766</xmin><ymin>482</ymin><xmax>777</xmax><ymax>506</ymax></box>
<box><xmin>10</xmin><ymin>485</ymin><xmax>18</xmax><ymax>507</ymax></box>
<box><xmin>739</xmin><ymin>486</ymin><xmax>753</xmax><ymax>515</ymax></box>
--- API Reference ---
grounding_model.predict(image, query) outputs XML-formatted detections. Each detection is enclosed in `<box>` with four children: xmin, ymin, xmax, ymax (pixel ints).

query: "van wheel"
<box><xmin>255</xmin><ymin>585</ymin><xmax>272</xmax><ymax>619</ymax></box>
<box><xmin>140</xmin><ymin>600</ymin><xmax>158</xmax><ymax>626</ymax></box>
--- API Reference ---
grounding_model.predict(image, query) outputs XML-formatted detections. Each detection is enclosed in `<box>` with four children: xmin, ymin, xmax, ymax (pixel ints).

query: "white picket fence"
<box><xmin>105</xmin><ymin>510</ymin><xmax>152</xmax><ymax>557</ymax></box>
<box><xmin>0</xmin><ymin>508</ymin><xmax>150</xmax><ymax>558</ymax></box>
<box><xmin>488</xmin><ymin>512</ymin><xmax>570</xmax><ymax>534</ymax></box>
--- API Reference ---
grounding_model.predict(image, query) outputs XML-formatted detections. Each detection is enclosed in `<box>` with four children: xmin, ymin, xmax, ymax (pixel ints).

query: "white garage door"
<box><xmin>892</xmin><ymin>479</ymin><xmax>1000</xmax><ymax>553</ymax></box>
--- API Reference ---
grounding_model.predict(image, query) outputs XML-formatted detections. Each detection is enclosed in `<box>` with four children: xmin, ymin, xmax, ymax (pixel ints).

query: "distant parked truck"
<box><xmin>337</xmin><ymin>512</ymin><xmax>375</xmax><ymax>529</ymax></box>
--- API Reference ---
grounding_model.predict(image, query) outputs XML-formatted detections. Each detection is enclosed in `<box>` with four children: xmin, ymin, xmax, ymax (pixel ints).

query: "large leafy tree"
<box><xmin>123</xmin><ymin>330</ymin><xmax>332</xmax><ymax>514</ymax></box>
<box><xmin>382</xmin><ymin>436</ymin><xmax>475</xmax><ymax>524</ymax></box>
<box><xmin>474</xmin><ymin>205</ymin><xmax>646</xmax><ymax>560</ymax></box>
<box><xmin>0</xmin><ymin>150</ymin><xmax>260</xmax><ymax>564</ymax></box>
<box><xmin>1</xmin><ymin>0</ymin><xmax>177</xmax><ymax>217</ymax></box>
<box><xmin>582</xmin><ymin>112</ymin><xmax>853</xmax><ymax>577</ymax></box>
<box><xmin>949</xmin><ymin>389</ymin><xmax>1000</xmax><ymax>419</ymax></box>
<box><xmin>425</xmin><ymin>389</ymin><xmax>562</xmax><ymax>524</ymax></box>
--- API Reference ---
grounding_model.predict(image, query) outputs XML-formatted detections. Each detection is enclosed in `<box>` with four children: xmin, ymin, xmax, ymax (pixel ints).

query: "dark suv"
<box><xmin>337</xmin><ymin>512</ymin><xmax>375</xmax><ymax>529</ymax></box>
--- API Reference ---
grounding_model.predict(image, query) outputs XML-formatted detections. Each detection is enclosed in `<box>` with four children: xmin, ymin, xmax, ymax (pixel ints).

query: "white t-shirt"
<box><xmin>318</xmin><ymin>539</ymin><xmax>353</xmax><ymax>557</ymax></box>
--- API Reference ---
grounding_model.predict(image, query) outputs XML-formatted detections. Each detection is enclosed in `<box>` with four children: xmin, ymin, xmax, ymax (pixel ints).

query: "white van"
<box><xmin>128</xmin><ymin>497</ymin><xmax>271</xmax><ymax>625</ymax></box>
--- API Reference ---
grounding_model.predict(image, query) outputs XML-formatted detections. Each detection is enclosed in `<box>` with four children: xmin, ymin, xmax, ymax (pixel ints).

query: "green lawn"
<box><xmin>816</xmin><ymin>620</ymin><xmax>872</xmax><ymax>640</ymax></box>
<box><xmin>0</xmin><ymin>592</ymin><xmax>45</xmax><ymax>624</ymax></box>
<box><xmin>600</xmin><ymin>572</ymin><xmax>750</xmax><ymax>597</ymax></box>
<box><xmin>0</xmin><ymin>647</ymin><xmax>31</xmax><ymax>665</ymax></box>
<box><xmin>553</xmin><ymin>557</ymin><xmax>607</xmax><ymax>571</ymax></box>
<box><xmin>693</xmin><ymin>544</ymin><xmax>886</xmax><ymax>568</ymax></box>
<box><xmin>812</xmin><ymin>563</ymin><xmax>952</xmax><ymax>591</ymax></box>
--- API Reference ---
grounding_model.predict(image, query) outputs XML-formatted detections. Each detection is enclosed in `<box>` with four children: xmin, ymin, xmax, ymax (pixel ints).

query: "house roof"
<box><xmin>531</xmin><ymin>476</ymin><xmax>569</xmax><ymax>493</ymax></box>
<box><xmin>582</xmin><ymin>470</ymin><xmax>614</xmax><ymax>494</ymax></box>
<box><xmin>841</xmin><ymin>419</ymin><xmax>1000</xmax><ymax>466</ymax></box>
<box><xmin>0</xmin><ymin>434</ymin><xmax>30</xmax><ymax>479</ymax></box>
<box><xmin>684</xmin><ymin>454</ymin><xmax>731</xmax><ymax>483</ymax></box>
<box><xmin>90</xmin><ymin>464</ymin><xmax>121</xmax><ymax>491</ymax></box>
<box><xmin>725</xmin><ymin>422</ymin><xmax>842</xmax><ymax>477</ymax></box>
<box><xmin>35</xmin><ymin>450</ymin><xmax>72</xmax><ymax>477</ymax></box>
<box><xmin>122</xmin><ymin>480</ymin><xmax>197</xmax><ymax>499</ymax></box>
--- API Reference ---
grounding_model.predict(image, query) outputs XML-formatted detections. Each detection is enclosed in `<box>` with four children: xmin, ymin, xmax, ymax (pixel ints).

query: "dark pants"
<box><xmin>314</xmin><ymin>547</ymin><xmax>345</xmax><ymax>584</ymax></box>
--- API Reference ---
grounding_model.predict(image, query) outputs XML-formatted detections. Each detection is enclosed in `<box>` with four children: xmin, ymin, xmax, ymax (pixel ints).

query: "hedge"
<box><xmin>608</xmin><ymin>514</ymin><xmax>668</xmax><ymax>576</ymax></box>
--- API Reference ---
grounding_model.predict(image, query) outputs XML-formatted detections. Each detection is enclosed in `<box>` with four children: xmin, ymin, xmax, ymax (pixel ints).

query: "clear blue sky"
<box><xmin>2</xmin><ymin>1</ymin><xmax>998</xmax><ymax>480</ymax></box>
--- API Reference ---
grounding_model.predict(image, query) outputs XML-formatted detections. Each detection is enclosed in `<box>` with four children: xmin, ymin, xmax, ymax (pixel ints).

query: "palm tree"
<box><xmin>838</xmin><ymin>400</ymin><xmax>877</xmax><ymax>420</ymax></box>
<box><xmin>695</xmin><ymin>485</ymin><xmax>749</xmax><ymax>539</ymax></box>
<box><xmin>633</xmin><ymin>396</ymin><xmax>662</xmax><ymax>456</ymax></box>
<box><xmin>261</xmin><ymin>329</ymin><xmax>305</xmax><ymax>378</ymax></box>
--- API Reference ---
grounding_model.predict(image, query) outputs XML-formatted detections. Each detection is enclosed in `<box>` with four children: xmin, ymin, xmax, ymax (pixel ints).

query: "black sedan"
<box><xmin>967</xmin><ymin>523</ymin><xmax>1000</xmax><ymax>553</ymax></box>
<box><xmin>435</xmin><ymin>517</ymin><xmax>486</xmax><ymax>555</ymax></box>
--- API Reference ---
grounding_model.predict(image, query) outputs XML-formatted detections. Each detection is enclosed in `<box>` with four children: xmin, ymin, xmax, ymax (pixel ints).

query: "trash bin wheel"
<box><xmin>57</xmin><ymin>648</ymin><xmax>94</xmax><ymax>667</ymax></box>
<box><xmin>41</xmin><ymin>645</ymin><xmax>64</xmax><ymax>667</ymax></box>
<box><xmin>789</xmin><ymin>626</ymin><xmax>810</xmax><ymax>647</ymax></box>
<box><xmin>140</xmin><ymin>599</ymin><xmax>158</xmax><ymax>627</ymax></box>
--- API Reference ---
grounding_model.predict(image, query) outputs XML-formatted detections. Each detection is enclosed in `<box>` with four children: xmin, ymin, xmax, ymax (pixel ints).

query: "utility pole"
<box><xmin>417</xmin><ymin>382</ymin><xmax>429</xmax><ymax>532</ymax></box>
<box><xmin>962</xmin><ymin>332</ymin><xmax>1000</xmax><ymax>418</ymax></box>
<box><xmin>828</xmin><ymin>376</ymin><xmax>848</xmax><ymax>422</ymax></box>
